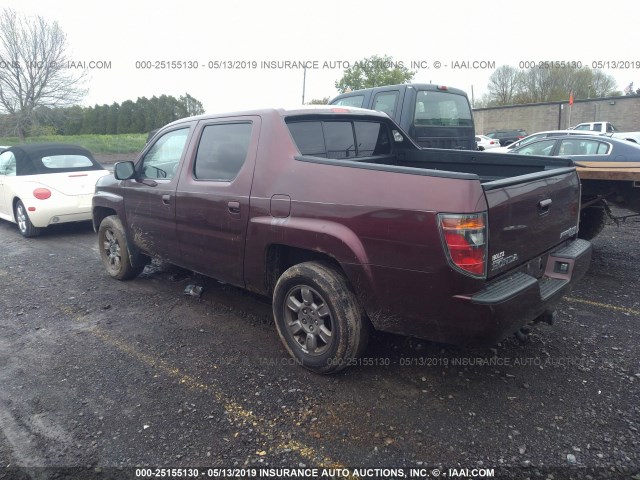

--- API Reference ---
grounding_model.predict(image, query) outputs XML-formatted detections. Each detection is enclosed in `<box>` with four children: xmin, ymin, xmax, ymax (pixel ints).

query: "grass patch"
<box><xmin>0</xmin><ymin>134</ymin><xmax>147</xmax><ymax>154</ymax></box>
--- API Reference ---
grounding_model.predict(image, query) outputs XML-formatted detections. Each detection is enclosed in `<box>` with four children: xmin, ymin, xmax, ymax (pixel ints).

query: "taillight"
<box><xmin>33</xmin><ymin>188</ymin><xmax>51</xmax><ymax>200</ymax></box>
<box><xmin>438</xmin><ymin>213</ymin><xmax>487</xmax><ymax>278</ymax></box>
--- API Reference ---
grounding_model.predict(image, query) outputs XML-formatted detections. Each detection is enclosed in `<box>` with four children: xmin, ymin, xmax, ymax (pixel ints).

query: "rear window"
<box><xmin>41</xmin><ymin>155</ymin><xmax>94</xmax><ymax>169</ymax></box>
<box><xmin>414</xmin><ymin>91</ymin><xmax>473</xmax><ymax>127</ymax></box>
<box><xmin>287</xmin><ymin>120</ymin><xmax>391</xmax><ymax>159</ymax></box>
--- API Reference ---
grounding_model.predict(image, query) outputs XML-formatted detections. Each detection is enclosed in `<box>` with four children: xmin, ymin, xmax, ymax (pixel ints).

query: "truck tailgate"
<box><xmin>483</xmin><ymin>168</ymin><xmax>580</xmax><ymax>279</ymax></box>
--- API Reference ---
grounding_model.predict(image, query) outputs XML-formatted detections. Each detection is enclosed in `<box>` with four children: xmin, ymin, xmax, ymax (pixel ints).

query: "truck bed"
<box><xmin>364</xmin><ymin>147</ymin><xmax>574</xmax><ymax>184</ymax></box>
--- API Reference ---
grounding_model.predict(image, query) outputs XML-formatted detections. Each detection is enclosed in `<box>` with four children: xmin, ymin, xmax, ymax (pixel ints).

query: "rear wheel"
<box><xmin>98</xmin><ymin>216</ymin><xmax>146</xmax><ymax>280</ymax></box>
<box><xmin>578</xmin><ymin>206</ymin><xmax>606</xmax><ymax>240</ymax></box>
<box><xmin>14</xmin><ymin>200</ymin><xmax>42</xmax><ymax>238</ymax></box>
<box><xmin>273</xmin><ymin>261</ymin><xmax>369</xmax><ymax>374</ymax></box>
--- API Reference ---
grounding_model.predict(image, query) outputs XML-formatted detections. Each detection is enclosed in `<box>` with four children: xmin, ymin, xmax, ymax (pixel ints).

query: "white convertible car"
<box><xmin>0</xmin><ymin>143</ymin><xmax>110</xmax><ymax>237</ymax></box>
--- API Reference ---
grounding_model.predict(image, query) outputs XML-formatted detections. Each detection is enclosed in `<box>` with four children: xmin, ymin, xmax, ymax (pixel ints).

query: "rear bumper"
<box><xmin>350</xmin><ymin>238</ymin><xmax>592</xmax><ymax>346</ymax></box>
<box><xmin>450</xmin><ymin>238</ymin><xmax>592</xmax><ymax>345</ymax></box>
<box><xmin>22</xmin><ymin>195</ymin><xmax>93</xmax><ymax>227</ymax></box>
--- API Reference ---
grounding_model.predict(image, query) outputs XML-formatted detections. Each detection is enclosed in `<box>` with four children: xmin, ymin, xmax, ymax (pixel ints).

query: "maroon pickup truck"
<box><xmin>92</xmin><ymin>106</ymin><xmax>592</xmax><ymax>373</ymax></box>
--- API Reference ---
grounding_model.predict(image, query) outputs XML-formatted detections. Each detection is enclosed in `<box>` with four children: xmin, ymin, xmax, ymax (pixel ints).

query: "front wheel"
<box><xmin>98</xmin><ymin>216</ymin><xmax>146</xmax><ymax>280</ymax></box>
<box><xmin>272</xmin><ymin>261</ymin><xmax>369</xmax><ymax>374</ymax></box>
<box><xmin>14</xmin><ymin>200</ymin><xmax>42</xmax><ymax>237</ymax></box>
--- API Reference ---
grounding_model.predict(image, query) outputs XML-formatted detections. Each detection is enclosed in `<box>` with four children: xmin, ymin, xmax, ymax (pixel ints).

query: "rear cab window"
<box><xmin>414</xmin><ymin>90</ymin><xmax>473</xmax><ymax>127</ymax></box>
<box><xmin>287</xmin><ymin>119</ymin><xmax>392</xmax><ymax>160</ymax></box>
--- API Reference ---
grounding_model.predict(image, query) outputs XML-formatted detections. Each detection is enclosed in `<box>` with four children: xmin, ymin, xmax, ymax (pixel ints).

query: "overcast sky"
<box><xmin>4</xmin><ymin>0</ymin><xmax>639</xmax><ymax>113</ymax></box>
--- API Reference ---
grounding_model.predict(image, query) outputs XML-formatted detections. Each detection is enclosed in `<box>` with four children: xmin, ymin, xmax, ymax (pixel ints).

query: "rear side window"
<box><xmin>559</xmin><ymin>139</ymin><xmax>610</xmax><ymax>156</ymax></box>
<box><xmin>372</xmin><ymin>91</ymin><xmax>399</xmax><ymax>118</ymax></box>
<box><xmin>332</xmin><ymin>95</ymin><xmax>365</xmax><ymax>108</ymax></box>
<box><xmin>194</xmin><ymin>123</ymin><xmax>252</xmax><ymax>181</ymax></box>
<box><xmin>287</xmin><ymin>120</ymin><xmax>391</xmax><ymax>159</ymax></box>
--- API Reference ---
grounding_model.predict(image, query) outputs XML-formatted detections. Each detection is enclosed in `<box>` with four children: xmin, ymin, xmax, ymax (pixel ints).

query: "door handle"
<box><xmin>538</xmin><ymin>198</ymin><xmax>552</xmax><ymax>214</ymax></box>
<box><xmin>162</xmin><ymin>194</ymin><xmax>171</xmax><ymax>205</ymax></box>
<box><xmin>228</xmin><ymin>201</ymin><xmax>241</xmax><ymax>214</ymax></box>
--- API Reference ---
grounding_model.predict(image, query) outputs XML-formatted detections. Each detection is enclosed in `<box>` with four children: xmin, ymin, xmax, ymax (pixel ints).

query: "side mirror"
<box><xmin>114</xmin><ymin>161</ymin><xmax>135</xmax><ymax>180</ymax></box>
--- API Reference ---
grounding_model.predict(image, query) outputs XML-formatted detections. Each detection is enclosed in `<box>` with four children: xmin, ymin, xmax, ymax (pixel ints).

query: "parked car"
<box><xmin>475</xmin><ymin>135</ymin><xmax>500</xmax><ymax>151</ymax></box>
<box><xmin>493</xmin><ymin>130</ymin><xmax>606</xmax><ymax>153</ymax></box>
<box><xmin>0</xmin><ymin>143</ymin><xmax>109</xmax><ymax>237</ymax></box>
<box><xmin>509</xmin><ymin>134</ymin><xmax>640</xmax><ymax>160</ymax></box>
<box><xmin>93</xmin><ymin>107</ymin><xmax>591</xmax><ymax>373</ymax></box>
<box><xmin>485</xmin><ymin>129</ymin><xmax>527</xmax><ymax>146</ymax></box>
<box><xmin>510</xmin><ymin>135</ymin><xmax>640</xmax><ymax>239</ymax></box>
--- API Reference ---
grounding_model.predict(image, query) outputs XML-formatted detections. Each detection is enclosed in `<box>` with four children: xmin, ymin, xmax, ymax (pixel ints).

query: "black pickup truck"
<box><xmin>329</xmin><ymin>83</ymin><xmax>476</xmax><ymax>150</ymax></box>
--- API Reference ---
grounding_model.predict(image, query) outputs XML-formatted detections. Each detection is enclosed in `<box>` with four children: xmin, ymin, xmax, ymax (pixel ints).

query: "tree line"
<box><xmin>0</xmin><ymin>93</ymin><xmax>205</xmax><ymax>137</ymax></box>
<box><xmin>476</xmin><ymin>65</ymin><xmax>632</xmax><ymax>107</ymax></box>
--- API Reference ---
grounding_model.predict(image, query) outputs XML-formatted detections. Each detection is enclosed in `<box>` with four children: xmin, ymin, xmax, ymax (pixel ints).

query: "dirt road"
<box><xmin>0</xmin><ymin>214</ymin><xmax>638</xmax><ymax>480</ymax></box>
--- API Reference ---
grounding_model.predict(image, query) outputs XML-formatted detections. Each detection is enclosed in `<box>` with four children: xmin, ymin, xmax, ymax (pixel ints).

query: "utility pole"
<box><xmin>302</xmin><ymin>67</ymin><xmax>307</xmax><ymax>104</ymax></box>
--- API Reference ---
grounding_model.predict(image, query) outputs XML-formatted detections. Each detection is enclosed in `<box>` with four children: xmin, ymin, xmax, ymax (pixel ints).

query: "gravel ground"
<box><xmin>0</xmin><ymin>210</ymin><xmax>638</xmax><ymax>480</ymax></box>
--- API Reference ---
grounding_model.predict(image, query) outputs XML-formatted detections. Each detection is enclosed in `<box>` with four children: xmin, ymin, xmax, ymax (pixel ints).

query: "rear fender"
<box><xmin>246</xmin><ymin>216</ymin><xmax>374</xmax><ymax>296</ymax></box>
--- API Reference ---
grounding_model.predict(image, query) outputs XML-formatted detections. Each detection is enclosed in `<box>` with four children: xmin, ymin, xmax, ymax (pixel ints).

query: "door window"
<box><xmin>516</xmin><ymin>139</ymin><xmax>556</xmax><ymax>156</ymax></box>
<box><xmin>140</xmin><ymin>128</ymin><xmax>190</xmax><ymax>179</ymax></box>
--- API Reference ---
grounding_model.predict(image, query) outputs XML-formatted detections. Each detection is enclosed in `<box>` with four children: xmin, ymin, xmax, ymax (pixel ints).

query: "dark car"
<box><xmin>485</xmin><ymin>129</ymin><xmax>527</xmax><ymax>146</ymax></box>
<box><xmin>510</xmin><ymin>134</ymin><xmax>640</xmax><ymax>161</ymax></box>
<box><xmin>511</xmin><ymin>134</ymin><xmax>640</xmax><ymax>239</ymax></box>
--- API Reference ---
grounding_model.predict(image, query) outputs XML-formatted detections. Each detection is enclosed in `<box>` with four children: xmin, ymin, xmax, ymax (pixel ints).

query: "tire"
<box><xmin>578</xmin><ymin>206</ymin><xmax>606</xmax><ymax>240</ymax></box>
<box><xmin>273</xmin><ymin>261</ymin><xmax>369</xmax><ymax>374</ymax></box>
<box><xmin>98</xmin><ymin>216</ymin><xmax>146</xmax><ymax>280</ymax></box>
<box><xmin>14</xmin><ymin>200</ymin><xmax>42</xmax><ymax>238</ymax></box>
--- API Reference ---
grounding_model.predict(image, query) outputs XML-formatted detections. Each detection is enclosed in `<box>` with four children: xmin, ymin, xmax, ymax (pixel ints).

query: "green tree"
<box><xmin>335</xmin><ymin>55</ymin><xmax>415</xmax><ymax>94</ymax></box>
<box><xmin>485</xmin><ymin>65</ymin><xmax>619</xmax><ymax>105</ymax></box>
<box><xmin>178</xmin><ymin>93</ymin><xmax>205</xmax><ymax>117</ymax></box>
<box><xmin>307</xmin><ymin>97</ymin><xmax>329</xmax><ymax>105</ymax></box>
<box><xmin>106</xmin><ymin>102</ymin><xmax>119</xmax><ymax>134</ymax></box>
<box><xmin>117</xmin><ymin>100</ymin><xmax>134</xmax><ymax>133</ymax></box>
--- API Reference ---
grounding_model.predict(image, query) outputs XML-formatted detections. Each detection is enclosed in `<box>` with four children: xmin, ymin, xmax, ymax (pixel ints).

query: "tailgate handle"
<box><xmin>538</xmin><ymin>198</ymin><xmax>552</xmax><ymax>214</ymax></box>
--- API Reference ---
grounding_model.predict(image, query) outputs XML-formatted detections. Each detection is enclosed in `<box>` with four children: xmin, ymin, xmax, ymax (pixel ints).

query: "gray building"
<box><xmin>473</xmin><ymin>95</ymin><xmax>640</xmax><ymax>135</ymax></box>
